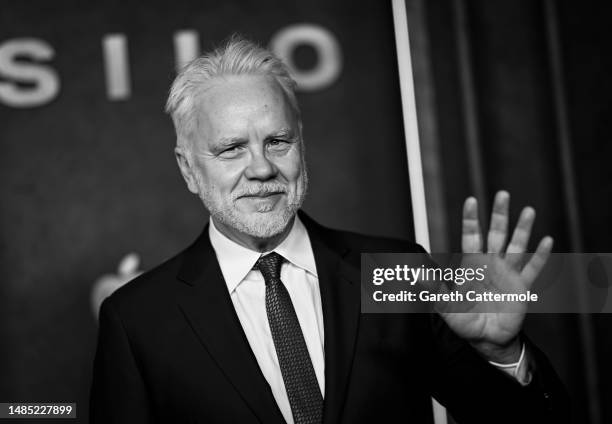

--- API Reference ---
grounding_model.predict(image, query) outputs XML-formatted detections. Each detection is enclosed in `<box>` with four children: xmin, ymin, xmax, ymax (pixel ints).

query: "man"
<box><xmin>90</xmin><ymin>36</ymin><xmax>568</xmax><ymax>423</ymax></box>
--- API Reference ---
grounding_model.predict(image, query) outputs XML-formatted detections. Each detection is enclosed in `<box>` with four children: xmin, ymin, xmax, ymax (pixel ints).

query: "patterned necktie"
<box><xmin>254</xmin><ymin>252</ymin><xmax>323</xmax><ymax>424</ymax></box>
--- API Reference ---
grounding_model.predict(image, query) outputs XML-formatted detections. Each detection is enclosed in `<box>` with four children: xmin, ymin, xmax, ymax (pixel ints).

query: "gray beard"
<box><xmin>195</xmin><ymin>169</ymin><xmax>308</xmax><ymax>239</ymax></box>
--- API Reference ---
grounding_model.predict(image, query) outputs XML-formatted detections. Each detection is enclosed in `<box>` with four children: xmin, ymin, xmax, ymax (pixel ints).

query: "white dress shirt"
<box><xmin>209</xmin><ymin>216</ymin><xmax>531</xmax><ymax>423</ymax></box>
<box><xmin>209</xmin><ymin>216</ymin><xmax>325</xmax><ymax>424</ymax></box>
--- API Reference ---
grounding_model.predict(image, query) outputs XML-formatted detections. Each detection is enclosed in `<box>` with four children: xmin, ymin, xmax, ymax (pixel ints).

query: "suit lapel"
<box><xmin>301</xmin><ymin>213</ymin><xmax>361</xmax><ymax>424</ymax></box>
<box><xmin>176</xmin><ymin>227</ymin><xmax>285</xmax><ymax>424</ymax></box>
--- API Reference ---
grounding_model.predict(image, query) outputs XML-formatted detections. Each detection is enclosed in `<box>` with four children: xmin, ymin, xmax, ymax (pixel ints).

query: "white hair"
<box><xmin>165</xmin><ymin>34</ymin><xmax>300</xmax><ymax>148</ymax></box>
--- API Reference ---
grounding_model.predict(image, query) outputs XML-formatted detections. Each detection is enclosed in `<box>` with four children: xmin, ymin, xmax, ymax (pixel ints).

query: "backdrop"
<box><xmin>0</xmin><ymin>0</ymin><xmax>413</xmax><ymax>421</ymax></box>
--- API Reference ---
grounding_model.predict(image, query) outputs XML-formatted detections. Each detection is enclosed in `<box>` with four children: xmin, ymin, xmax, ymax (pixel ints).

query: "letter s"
<box><xmin>476</xmin><ymin>267</ymin><xmax>485</xmax><ymax>281</ymax></box>
<box><xmin>0</xmin><ymin>39</ymin><xmax>60</xmax><ymax>107</ymax></box>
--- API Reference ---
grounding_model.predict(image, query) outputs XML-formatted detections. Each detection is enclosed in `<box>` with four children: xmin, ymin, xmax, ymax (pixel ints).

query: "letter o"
<box><xmin>270</xmin><ymin>24</ymin><xmax>342</xmax><ymax>91</ymax></box>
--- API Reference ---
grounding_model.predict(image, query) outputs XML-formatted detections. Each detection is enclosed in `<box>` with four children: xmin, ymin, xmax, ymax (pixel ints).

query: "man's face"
<box><xmin>182</xmin><ymin>74</ymin><xmax>307</xmax><ymax>240</ymax></box>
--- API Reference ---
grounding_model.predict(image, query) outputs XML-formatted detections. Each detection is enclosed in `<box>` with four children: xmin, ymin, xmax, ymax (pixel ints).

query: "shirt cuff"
<box><xmin>488</xmin><ymin>342</ymin><xmax>533</xmax><ymax>386</ymax></box>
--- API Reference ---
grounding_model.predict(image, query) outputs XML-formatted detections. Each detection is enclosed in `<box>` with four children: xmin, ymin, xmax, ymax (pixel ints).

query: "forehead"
<box><xmin>195</xmin><ymin>75</ymin><xmax>298</xmax><ymax>142</ymax></box>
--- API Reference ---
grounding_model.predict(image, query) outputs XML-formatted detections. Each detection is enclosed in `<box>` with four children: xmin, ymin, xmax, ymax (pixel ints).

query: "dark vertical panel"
<box><xmin>407</xmin><ymin>0</ymin><xmax>450</xmax><ymax>253</ymax></box>
<box><xmin>555</xmin><ymin>1</ymin><xmax>612</xmax><ymax>423</ymax></box>
<box><xmin>295</xmin><ymin>1</ymin><xmax>414</xmax><ymax>240</ymax></box>
<box><xmin>556</xmin><ymin>1</ymin><xmax>612</xmax><ymax>251</ymax></box>
<box><xmin>452</xmin><ymin>0</ymin><xmax>487</xmax><ymax>223</ymax></box>
<box><xmin>543</xmin><ymin>1</ymin><xmax>600</xmax><ymax>423</ymax></box>
<box><xmin>424</xmin><ymin>0</ymin><xmax>472</xmax><ymax>252</ymax></box>
<box><xmin>426</xmin><ymin>1</ymin><xmax>599</xmax><ymax>422</ymax></box>
<box><xmin>463</xmin><ymin>2</ymin><xmax>591</xmax><ymax>422</ymax></box>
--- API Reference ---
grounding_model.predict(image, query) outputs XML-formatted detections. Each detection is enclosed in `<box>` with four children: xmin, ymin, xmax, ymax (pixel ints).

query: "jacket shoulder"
<box><xmin>300</xmin><ymin>211</ymin><xmax>427</xmax><ymax>254</ymax></box>
<box><xmin>325</xmin><ymin>227</ymin><xmax>427</xmax><ymax>254</ymax></box>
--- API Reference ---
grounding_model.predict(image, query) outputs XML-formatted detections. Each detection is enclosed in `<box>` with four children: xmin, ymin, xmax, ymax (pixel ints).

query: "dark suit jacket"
<box><xmin>90</xmin><ymin>212</ymin><xmax>569</xmax><ymax>423</ymax></box>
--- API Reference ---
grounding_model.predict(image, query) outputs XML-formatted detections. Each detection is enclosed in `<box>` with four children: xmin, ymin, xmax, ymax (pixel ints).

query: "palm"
<box><xmin>440</xmin><ymin>191</ymin><xmax>553</xmax><ymax>348</ymax></box>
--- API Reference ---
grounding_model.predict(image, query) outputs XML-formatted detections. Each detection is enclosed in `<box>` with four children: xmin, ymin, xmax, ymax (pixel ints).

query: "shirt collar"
<box><xmin>208</xmin><ymin>215</ymin><xmax>318</xmax><ymax>294</ymax></box>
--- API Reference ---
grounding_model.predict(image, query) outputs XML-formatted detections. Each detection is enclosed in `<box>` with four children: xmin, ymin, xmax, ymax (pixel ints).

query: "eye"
<box><xmin>218</xmin><ymin>144</ymin><xmax>246</xmax><ymax>158</ymax></box>
<box><xmin>267</xmin><ymin>139</ymin><xmax>291</xmax><ymax>152</ymax></box>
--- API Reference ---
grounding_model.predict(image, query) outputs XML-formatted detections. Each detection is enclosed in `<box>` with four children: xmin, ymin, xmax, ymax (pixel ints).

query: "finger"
<box><xmin>462</xmin><ymin>196</ymin><xmax>483</xmax><ymax>253</ymax></box>
<box><xmin>520</xmin><ymin>236</ymin><xmax>554</xmax><ymax>286</ymax></box>
<box><xmin>505</xmin><ymin>207</ymin><xmax>536</xmax><ymax>268</ymax></box>
<box><xmin>487</xmin><ymin>190</ymin><xmax>510</xmax><ymax>254</ymax></box>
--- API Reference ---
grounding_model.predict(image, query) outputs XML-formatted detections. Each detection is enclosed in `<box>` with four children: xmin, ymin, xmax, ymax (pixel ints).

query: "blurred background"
<box><xmin>0</xmin><ymin>0</ymin><xmax>610</xmax><ymax>423</ymax></box>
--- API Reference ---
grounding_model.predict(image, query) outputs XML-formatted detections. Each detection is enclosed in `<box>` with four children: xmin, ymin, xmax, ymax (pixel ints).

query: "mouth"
<box><xmin>238</xmin><ymin>191</ymin><xmax>285</xmax><ymax>199</ymax></box>
<box><xmin>236</xmin><ymin>192</ymin><xmax>286</xmax><ymax>212</ymax></box>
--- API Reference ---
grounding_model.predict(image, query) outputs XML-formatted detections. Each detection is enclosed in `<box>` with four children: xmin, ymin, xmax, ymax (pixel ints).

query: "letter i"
<box><xmin>174</xmin><ymin>30</ymin><xmax>200</xmax><ymax>72</ymax></box>
<box><xmin>103</xmin><ymin>34</ymin><xmax>131</xmax><ymax>100</ymax></box>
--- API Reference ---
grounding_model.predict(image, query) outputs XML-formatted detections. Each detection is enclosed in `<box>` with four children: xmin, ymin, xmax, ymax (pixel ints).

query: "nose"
<box><xmin>244</xmin><ymin>148</ymin><xmax>278</xmax><ymax>181</ymax></box>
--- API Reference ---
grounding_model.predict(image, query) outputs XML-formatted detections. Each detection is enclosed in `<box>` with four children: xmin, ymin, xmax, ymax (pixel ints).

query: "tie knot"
<box><xmin>254</xmin><ymin>252</ymin><xmax>284</xmax><ymax>283</ymax></box>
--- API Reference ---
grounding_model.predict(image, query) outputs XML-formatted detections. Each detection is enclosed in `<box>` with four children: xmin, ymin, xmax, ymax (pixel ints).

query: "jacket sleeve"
<box><xmin>90</xmin><ymin>298</ymin><xmax>155</xmax><ymax>423</ymax></box>
<box><xmin>428</xmin><ymin>313</ymin><xmax>570</xmax><ymax>424</ymax></box>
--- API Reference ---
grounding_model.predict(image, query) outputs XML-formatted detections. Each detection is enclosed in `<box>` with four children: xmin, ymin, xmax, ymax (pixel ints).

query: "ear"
<box><xmin>174</xmin><ymin>146</ymin><xmax>200</xmax><ymax>194</ymax></box>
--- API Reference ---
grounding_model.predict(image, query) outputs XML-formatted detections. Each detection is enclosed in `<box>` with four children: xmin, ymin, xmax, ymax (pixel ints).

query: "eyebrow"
<box><xmin>215</xmin><ymin>128</ymin><xmax>297</xmax><ymax>146</ymax></box>
<box><xmin>267</xmin><ymin>128</ymin><xmax>296</xmax><ymax>140</ymax></box>
<box><xmin>216</xmin><ymin>136</ymin><xmax>247</xmax><ymax>147</ymax></box>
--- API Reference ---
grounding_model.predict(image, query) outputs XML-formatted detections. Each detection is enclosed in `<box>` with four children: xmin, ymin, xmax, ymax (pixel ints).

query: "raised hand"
<box><xmin>439</xmin><ymin>191</ymin><xmax>553</xmax><ymax>363</ymax></box>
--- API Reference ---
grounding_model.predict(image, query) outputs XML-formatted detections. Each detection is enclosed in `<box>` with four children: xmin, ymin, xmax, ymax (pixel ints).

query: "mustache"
<box><xmin>233</xmin><ymin>183</ymin><xmax>288</xmax><ymax>199</ymax></box>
